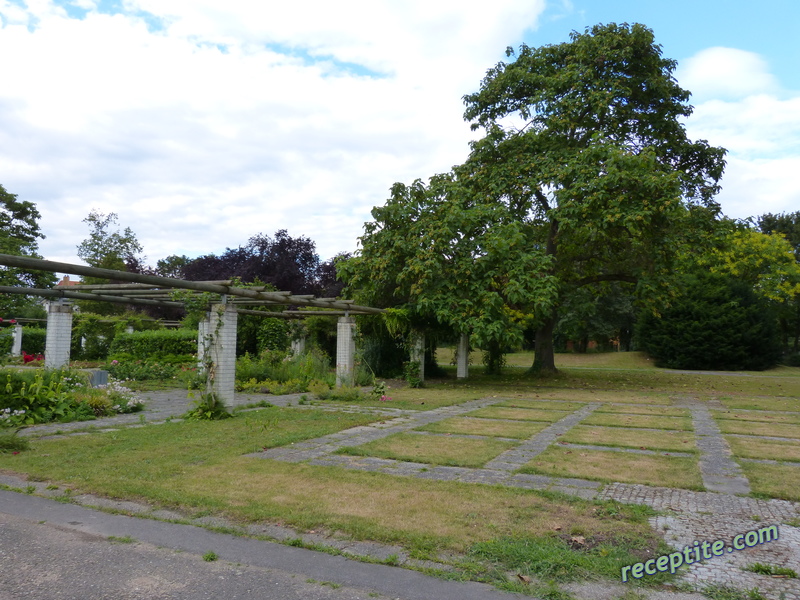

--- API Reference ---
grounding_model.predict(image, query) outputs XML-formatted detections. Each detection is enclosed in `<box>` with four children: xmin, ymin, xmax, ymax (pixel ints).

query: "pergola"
<box><xmin>0</xmin><ymin>253</ymin><xmax>389</xmax><ymax>401</ymax></box>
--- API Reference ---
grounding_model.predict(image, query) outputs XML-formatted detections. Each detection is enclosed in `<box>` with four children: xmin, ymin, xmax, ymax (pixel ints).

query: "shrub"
<box><xmin>105</xmin><ymin>359</ymin><xmax>179</xmax><ymax>381</ymax></box>
<box><xmin>235</xmin><ymin>349</ymin><xmax>333</xmax><ymax>388</ymax></box>
<box><xmin>637</xmin><ymin>273</ymin><xmax>782</xmax><ymax>371</ymax></box>
<box><xmin>785</xmin><ymin>353</ymin><xmax>800</xmax><ymax>367</ymax></box>
<box><xmin>0</xmin><ymin>331</ymin><xmax>12</xmax><ymax>355</ymax></box>
<box><xmin>0</xmin><ymin>429</ymin><xmax>30</xmax><ymax>453</ymax></box>
<box><xmin>109</xmin><ymin>329</ymin><xmax>196</xmax><ymax>360</ymax></box>
<box><xmin>21</xmin><ymin>327</ymin><xmax>46</xmax><ymax>355</ymax></box>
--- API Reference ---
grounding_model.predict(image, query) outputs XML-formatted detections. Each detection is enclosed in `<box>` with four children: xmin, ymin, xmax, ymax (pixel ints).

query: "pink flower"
<box><xmin>380</xmin><ymin>395</ymin><xmax>392</xmax><ymax>402</ymax></box>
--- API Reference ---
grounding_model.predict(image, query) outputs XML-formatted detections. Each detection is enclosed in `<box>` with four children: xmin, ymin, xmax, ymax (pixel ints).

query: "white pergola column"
<box><xmin>456</xmin><ymin>332</ymin><xmax>469</xmax><ymax>379</ymax></box>
<box><xmin>197</xmin><ymin>316</ymin><xmax>210</xmax><ymax>370</ymax></box>
<box><xmin>335</xmin><ymin>316</ymin><xmax>355</xmax><ymax>387</ymax></box>
<box><xmin>11</xmin><ymin>323</ymin><xmax>23</xmax><ymax>356</ymax></box>
<box><xmin>45</xmin><ymin>301</ymin><xmax>73</xmax><ymax>369</ymax></box>
<box><xmin>410</xmin><ymin>331</ymin><xmax>425</xmax><ymax>383</ymax></box>
<box><xmin>290</xmin><ymin>336</ymin><xmax>306</xmax><ymax>356</ymax></box>
<box><xmin>205</xmin><ymin>303</ymin><xmax>238</xmax><ymax>404</ymax></box>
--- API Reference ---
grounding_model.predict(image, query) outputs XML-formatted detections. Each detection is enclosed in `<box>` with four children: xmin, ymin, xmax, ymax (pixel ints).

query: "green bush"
<box><xmin>109</xmin><ymin>329</ymin><xmax>196</xmax><ymax>360</ymax></box>
<box><xmin>235</xmin><ymin>349</ymin><xmax>333</xmax><ymax>388</ymax></box>
<box><xmin>637</xmin><ymin>274</ymin><xmax>782</xmax><ymax>371</ymax></box>
<box><xmin>105</xmin><ymin>358</ymin><xmax>179</xmax><ymax>381</ymax></box>
<box><xmin>21</xmin><ymin>327</ymin><xmax>46</xmax><ymax>355</ymax></box>
<box><xmin>784</xmin><ymin>352</ymin><xmax>800</xmax><ymax>367</ymax></box>
<box><xmin>0</xmin><ymin>331</ymin><xmax>12</xmax><ymax>355</ymax></box>
<box><xmin>0</xmin><ymin>368</ymin><xmax>94</xmax><ymax>426</ymax></box>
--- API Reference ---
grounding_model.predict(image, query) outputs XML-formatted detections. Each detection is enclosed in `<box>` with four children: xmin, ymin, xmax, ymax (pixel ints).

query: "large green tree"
<box><xmin>0</xmin><ymin>184</ymin><xmax>56</xmax><ymax>314</ymax></box>
<box><xmin>343</xmin><ymin>23</ymin><xmax>727</xmax><ymax>373</ymax></box>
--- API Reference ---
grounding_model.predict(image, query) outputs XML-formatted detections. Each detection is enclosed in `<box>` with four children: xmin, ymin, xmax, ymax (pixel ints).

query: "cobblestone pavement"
<box><xmin>18</xmin><ymin>388</ymin><xmax>800</xmax><ymax>598</ymax></box>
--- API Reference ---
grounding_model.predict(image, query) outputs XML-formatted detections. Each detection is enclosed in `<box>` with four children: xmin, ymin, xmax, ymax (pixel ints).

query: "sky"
<box><xmin>0</xmin><ymin>0</ymin><xmax>798</xmax><ymax>268</ymax></box>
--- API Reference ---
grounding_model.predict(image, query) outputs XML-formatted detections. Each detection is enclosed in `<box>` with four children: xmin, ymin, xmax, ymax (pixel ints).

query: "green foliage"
<box><xmin>0</xmin><ymin>429</ymin><xmax>30</xmax><ymax>453</ymax></box>
<box><xmin>638</xmin><ymin>273</ymin><xmax>782</xmax><ymax>371</ymax></box>
<box><xmin>0</xmin><ymin>330</ymin><xmax>11</xmax><ymax>355</ymax></box>
<box><xmin>0</xmin><ymin>184</ymin><xmax>57</xmax><ymax>314</ymax></box>
<box><xmin>105</xmin><ymin>358</ymin><xmax>180</xmax><ymax>381</ymax></box>
<box><xmin>471</xmin><ymin>534</ymin><xmax>669</xmax><ymax>584</ymax></box>
<box><xmin>341</xmin><ymin>23</ymin><xmax>727</xmax><ymax>376</ymax></box>
<box><xmin>75</xmin><ymin>210</ymin><xmax>144</xmax><ymax>315</ymax></box>
<box><xmin>235</xmin><ymin>349</ymin><xmax>334</xmax><ymax>390</ymax></box>
<box><xmin>20</xmin><ymin>327</ymin><xmax>46</xmax><ymax>355</ymax></box>
<box><xmin>0</xmin><ymin>368</ymin><xmax>94</xmax><ymax>426</ymax></box>
<box><xmin>257</xmin><ymin>318</ymin><xmax>290</xmax><ymax>353</ymax></box>
<box><xmin>109</xmin><ymin>329</ymin><xmax>196</xmax><ymax>360</ymax></box>
<box><xmin>742</xmin><ymin>562</ymin><xmax>797</xmax><ymax>577</ymax></box>
<box><xmin>403</xmin><ymin>360</ymin><xmax>423</xmax><ymax>388</ymax></box>
<box><xmin>184</xmin><ymin>392</ymin><xmax>231</xmax><ymax>421</ymax></box>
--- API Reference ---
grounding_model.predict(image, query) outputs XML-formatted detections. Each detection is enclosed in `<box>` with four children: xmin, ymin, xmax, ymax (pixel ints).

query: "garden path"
<box><xmin>17</xmin><ymin>388</ymin><xmax>800</xmax><ymax>599</ymax></box>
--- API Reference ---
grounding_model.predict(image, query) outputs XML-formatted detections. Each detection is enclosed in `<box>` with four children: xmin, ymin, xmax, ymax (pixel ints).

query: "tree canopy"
<box><xmin>0</xmin><ymin>184</ymin><xmax>56</xmax><ymax>314</ymax></box>
<box><xmin>341</xmin><ymin>23</ymin><xmax>727</xmax><ymax>373</ymax></box>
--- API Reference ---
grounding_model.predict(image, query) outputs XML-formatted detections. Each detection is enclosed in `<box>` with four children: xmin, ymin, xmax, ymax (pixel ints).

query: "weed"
<box><xmin>743</xmin><ymin>563</ymin><xmax>797</xmax><ymax>578</ymax></box>
<box><xmin>108</xmin><ymin>535</ymin><xmax>136</xmax><ymax>544</ymax></box>
<box><xmin>202</xmin><ymin>551</ymin><xmax>218</xmax><ymax>562</ymax></box>
<box><xmin>384</xmin><ymin>553</ymin><xmax>400</xmax><ymax>566</ymax></box>
<box><xmin>0</xmin><ymin>429</ymin><xmax>30</xmax><ymax>453</ymax></box>
<box><xmin>700</xmin><ymin>584</ymin><xmax>768</xmax><ymax>600</ymax></box>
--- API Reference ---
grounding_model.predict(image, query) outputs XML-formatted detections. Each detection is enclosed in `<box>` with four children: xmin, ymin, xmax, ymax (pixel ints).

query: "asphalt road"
<box><xmin>0</xmin><ymin>489</ymin><xmax>523</xmax><ymax>600</ymax></box>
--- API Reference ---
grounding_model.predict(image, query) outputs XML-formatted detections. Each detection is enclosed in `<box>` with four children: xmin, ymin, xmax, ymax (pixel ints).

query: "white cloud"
<box><xmin>676</xmin><ymin>47</ymin><xmax>779</xmax><ymax>101</ymax></box>
<box><xmin>679</xmin><ymin>49</ymin><xmax>800</xmax><ymax>220</ymax></box>
<box><xmin>0</xmin><ymin>0</ymin><xmax>547</xmax><ymax>264</ymax></box>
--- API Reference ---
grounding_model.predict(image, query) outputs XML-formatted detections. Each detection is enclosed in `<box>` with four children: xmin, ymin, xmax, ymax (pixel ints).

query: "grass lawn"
<box><xmin>593</xmin><ymin>404</ymin><xmax>690</xmax><ymax>417</ymax></box>
<box><xmin>465</xmin><ymin>406</ymin><xmax>571</xmax><ymax>422</ymax></box>
<box><xmin>716</xmin><ymin>396</ymin><xmax>800</xmax><ymax>412</ymax></box>
<box><xmin>562</xmin><ymin>425</ymin><xmax>698</xmax><ymax>453</ymax></box>
<box><xmin>497</xmin><ymin>399</ymin><xmax>586</xmax><ymax>411</ymax></box>
<box><xmin>714</xmin><ymin>420</ymin><xmax>800</xmax><ymax>439</ymax></box>
<box><xmin>416</xmin><ymin>416</ymin><xmax>550</xmax><ymax>440</ymax></box>
<box><xmin>742</xmin><ymin>462</ymin><xmax>800</xmax><ymax>502</ymax></box>
<box><xmin>581</xmin><ymin>413</ymin><xmax>693</xmax><ymax>431</ymax></box>
<box><xmin>336</xmin><ymin>432</ymin><xmax>517</xmax><ymax>468</ymax></box>
<box><xmin>518</xmin><ymin>447</ymin><xmax>703</xmax><ymax>490</ymax></box>
<box><xmin>725</xmin><ymin>435</ymin><xmax>800</xmax><ymax>462</ymax></box>
<box><xmin>710</xmin><ymin>409</ymin><xmax>800</xmax><ymax>425</ymax></box>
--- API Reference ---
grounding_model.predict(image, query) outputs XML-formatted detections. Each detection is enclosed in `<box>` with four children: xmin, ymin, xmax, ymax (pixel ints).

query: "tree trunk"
<box><xmin>530</xmin><ymin>314</ymin><xmax>557</xmax><ymax>374</ymax></box>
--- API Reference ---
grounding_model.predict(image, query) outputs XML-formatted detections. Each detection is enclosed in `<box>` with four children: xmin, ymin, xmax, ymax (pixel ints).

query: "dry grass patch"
<box><xmin>710</xmin><ymin>409</ymin><xmax>800</xmax><ymax>425</ymax></box>
<box><xmin>497</xmin><ymin>399</ymin><xmax>586</xmax><ymax>411</ymax></box>
<box><xmin>741</xmin><ymin>462</ymin><xmax>800</xmax><ymax>502</ymax></box>
<box><xmin>562</xmin><ymin>426</ymin><xmax>697</xmax><ymax>453</ymax></box>
<box><xmin>518</xmin><ymin>447</ymin><xmax>703</xmax><ymax>490</ymax></box>
<box><xmin>513</xmin><ymin>389</ymin><xmax>672</xmax><ymax>405</ymax></box>
<box><xmin>582</xmin><ymin>413</ymin><xmax>693</xmax><ymax>431</ymax></box>
<box><xmin>337</xmin><ymin>432</ymin><xmax>517</xmax><ymax>468</ymax></box>
<box><xmin>416</xmin><ymin>417</ymin><xmax>549</xmax><ymax>440</ymax></box>
<box><xmin>725</xmin><ymin>436</ymin><xmax>800</xmax><ymax>462</ymax></box>
<box><xmin>175</xmin><ymin>459</ymin><xmax>659</xmax><ymax>553</ymax></box>
<box><xmin>466</xmin><ymin>406</ymin><xmax>570</xmax><ymax>422</ymax></box>
<box><xmin>593</xmin><ymin>405</ymin><xmax>689</xmax><ymax>417</ymax></box>
<box><xmin>716</xmin><ymin>395</ymin><xmax>800</xmax><ymax>412</ymax></box>
<box><xmin>714</xmin><ymin>419</ymin><xmax>800</xmax><ymax>439</ymax></box>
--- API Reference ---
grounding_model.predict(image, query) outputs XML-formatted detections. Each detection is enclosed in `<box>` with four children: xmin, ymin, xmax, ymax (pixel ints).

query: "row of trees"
<box><xmin>337</xmin><ymin>23</ymin><xmax>800</xmax><ymax>373</ymax></box>
<box><xmin>3</xmin><ymin>23</ymin><xmax>799</xmax><ymax>373</ymax></box>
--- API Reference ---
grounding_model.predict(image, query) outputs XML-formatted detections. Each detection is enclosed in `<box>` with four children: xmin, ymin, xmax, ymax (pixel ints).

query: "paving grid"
<box><xmin>15</xmin><ymin>387</ymin><xmax>800</xmax><ymax>598</ymax></box>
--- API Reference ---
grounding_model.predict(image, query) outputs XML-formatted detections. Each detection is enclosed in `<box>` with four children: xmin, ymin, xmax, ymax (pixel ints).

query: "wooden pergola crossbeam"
<box><xmin>0</xmin><ymin>254</ymin><xmax>383</xmax><ymax>315</ymax></box>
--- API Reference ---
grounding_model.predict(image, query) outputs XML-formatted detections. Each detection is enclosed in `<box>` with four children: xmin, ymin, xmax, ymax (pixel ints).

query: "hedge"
<box><xmin>109</xmin><ymin>329</ymin><xmax>197</xmax><ymax>360</ymax></box>
<box><xmin>21</xmin><ymin>327</ymin><xmax>46</xmax><ymax>355</ymax></box>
